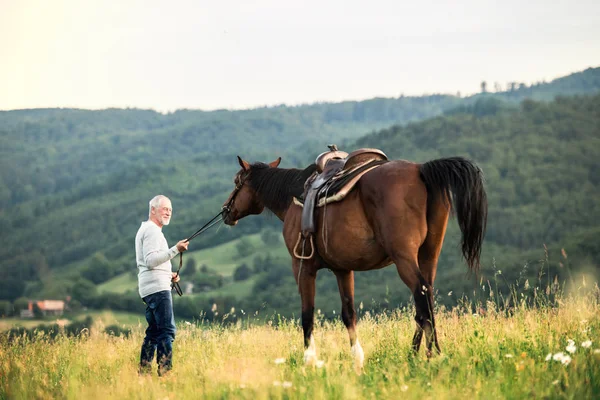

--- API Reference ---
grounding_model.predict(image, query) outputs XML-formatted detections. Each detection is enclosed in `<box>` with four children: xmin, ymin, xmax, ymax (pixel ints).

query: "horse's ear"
<box><xmin>237</xmin><ymin>156</ymin><xmax>250</xmax><ymax>171</ymax></box>
<box><xmin>269</xmin><ymin>157</ymin><xmax>281</xmax><ymax>168</ymax></box>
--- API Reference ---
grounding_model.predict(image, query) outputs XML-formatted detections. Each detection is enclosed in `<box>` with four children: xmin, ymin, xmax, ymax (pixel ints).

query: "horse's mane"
<box><xmin>248</xmin><ymin>162</ymin><xmax>317</xmax><ymax>214</ymax></box>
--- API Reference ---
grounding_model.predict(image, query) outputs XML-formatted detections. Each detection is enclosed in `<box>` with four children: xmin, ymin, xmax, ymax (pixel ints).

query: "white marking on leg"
<box><xmin>304</xmin><ymin>335</ymin><xmax>318</xmax><ymax>366</ymax></box>
<box><xmin>351</xmin><ymin>339</ymin><xmax>364</xmax><ymax>370</ymax></box>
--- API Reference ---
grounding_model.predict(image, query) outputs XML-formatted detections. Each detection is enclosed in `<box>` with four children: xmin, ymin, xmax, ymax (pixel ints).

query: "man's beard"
<box><xmin>161</xmin><ymin>217</ymin><xmax>171</xmax><ymax>226</ymax></box>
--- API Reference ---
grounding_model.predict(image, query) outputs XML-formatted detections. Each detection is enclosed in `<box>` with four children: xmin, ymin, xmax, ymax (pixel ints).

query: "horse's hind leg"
<box><xmin>415</xmin><ymin>202</ymin><xmax>450</xmax><ymax>355</ymax></box>
<box><xmin>393</xmin><ymin>256</ymin><xmax>437</xmax><ymax>357</ymax></box>
<box><xmin>334</xmin><ymin>270</ymin><xmax>364</xmax><ymax>370</ymax></box>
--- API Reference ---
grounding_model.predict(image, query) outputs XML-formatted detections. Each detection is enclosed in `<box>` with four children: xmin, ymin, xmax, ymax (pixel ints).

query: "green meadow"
<box><xmin>2</xmin><ymin>290</ymin><xmax>599</xmax><ymax>400</ymax></box>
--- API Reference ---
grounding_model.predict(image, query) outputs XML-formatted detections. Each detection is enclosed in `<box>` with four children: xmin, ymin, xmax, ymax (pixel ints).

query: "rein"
<box><xmin>172</xmin><ymin>209</ymin><xmax>226</xmax><ymax>296</ymax></box>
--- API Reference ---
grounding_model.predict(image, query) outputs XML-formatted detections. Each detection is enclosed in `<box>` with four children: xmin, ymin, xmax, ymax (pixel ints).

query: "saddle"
<box><xmin>294</xmin><ymin>145</ymin><xmax>388</xmax><ymax>258</ymax></box>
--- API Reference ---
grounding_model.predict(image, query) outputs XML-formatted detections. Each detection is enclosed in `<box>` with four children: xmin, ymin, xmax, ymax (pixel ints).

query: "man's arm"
<box><xmin>143</xmin><ymin>229</ymin><xmax>189</xmax><ymax>269</ymax></box>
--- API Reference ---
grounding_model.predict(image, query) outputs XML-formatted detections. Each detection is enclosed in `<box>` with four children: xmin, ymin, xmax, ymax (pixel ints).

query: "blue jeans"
<box><xmin>140</xmin><ymin>290</ymin><xmax>176</xmax><ymax>374</ymax></box>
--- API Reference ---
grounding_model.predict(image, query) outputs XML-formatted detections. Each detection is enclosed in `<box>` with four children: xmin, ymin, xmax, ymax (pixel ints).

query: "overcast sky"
<box><xmin>1</xmin><ymin>0</ymin><xmax>599</xmax><ymax>112</ymax></box>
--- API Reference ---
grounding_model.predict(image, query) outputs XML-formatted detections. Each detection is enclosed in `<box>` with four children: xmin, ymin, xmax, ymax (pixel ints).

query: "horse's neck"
<box><xmin>255</xmin><ymin>167</ymin><xmax>298</xmax><ymax>221</ymax></box>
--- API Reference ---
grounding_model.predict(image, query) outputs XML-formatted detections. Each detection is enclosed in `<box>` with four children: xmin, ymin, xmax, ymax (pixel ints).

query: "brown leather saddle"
<box><xmin>293</xmin><ymin>145</ymin><xmax>388</xmax><ymax>259</ymax></box>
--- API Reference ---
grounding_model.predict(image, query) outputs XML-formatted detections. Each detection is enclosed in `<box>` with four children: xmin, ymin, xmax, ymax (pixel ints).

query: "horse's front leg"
<box><xmin>294</xmin><ymin>260</ymin><xmax>318</xmax><ymax>365</ymax></box>
<box><xmin>334</xmin><ymin>270</ymin><xmax>364</xmax><ymax>370</ymax></box>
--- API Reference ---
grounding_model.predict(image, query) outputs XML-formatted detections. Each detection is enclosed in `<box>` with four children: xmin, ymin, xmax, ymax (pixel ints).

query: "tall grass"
<box><xmin>1</xmin><ymin>284</ymin><xmax>599</xmax><ymax>399</ymax></box>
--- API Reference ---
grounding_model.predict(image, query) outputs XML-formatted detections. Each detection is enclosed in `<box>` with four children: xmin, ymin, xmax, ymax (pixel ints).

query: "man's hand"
<box><xmin>176</xmin><ymin>240</ymin><xmax>189</xmax><ymax>253</ymax></box>
<box><xmin>172</xmin><ymin>272</ymin><xmax>180</xmax><ymax>283</ymax></box>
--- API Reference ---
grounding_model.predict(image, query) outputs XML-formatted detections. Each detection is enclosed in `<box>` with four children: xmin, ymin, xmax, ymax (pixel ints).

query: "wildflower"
<box><xmin>504</xmin><ymin>354</ymin><xmax>513</xmax><ymax>358</ymax></box>
<box><xmin>581</xmin><ymin>340</ymin><xmax>592</xmax><ymax>348</ymax></box>
<box><xmin>401</xmin><ymin>385</ymin><xmax>408</xmax><ymax>392</ymax></box>
<box><xmin>566</xmin><ymin>343</ymin><xmax>576</xmax><ymax>354</ymax></box>
<box><xmin>448</xmin><ymin>291</ymin><xmax>453</xmax><ymax>296</ymax></box>
<box><xmin>593</xmin><ymin>349</ymin><xmax>600</xmax><ymax>354</ymax></box>
<box><xmin>274</xmin><ymin>358</ymin><xmax>286</xmax><ymax>365</ymax></box>
<box><xmin>545</xmin><ymin>353</ymin><xmax>552</xmax><ymax>361</ymax></box>
<box><xmin>316</xmin><ymin>360</ymin><xmax>325</xmax><ymax>368</ymax></box>
<box><xmin>359</xmin><ymin>302</ymin><xmax>364</xmax><ymax>310</ymax></box>
<box><xmin>211</xmin><ymin>303</ymin><xmax>217</xmax><ymax>312</ymax></box>
<box><xmin>520</xmin><ymin>352</ymin><xmax>527</xmax><ymax>359</ymax></box>
<box><xmin>553</xmin><ymin>352</ymin><xmax>565</xmax><ymax>362</ymax></box>
<box><xmin>282</xmin><ymin>381</ymin><xmax>292</xmax><ymax>388</ymax></box>
<box><xmin>230</xmin><ymin>307</ymin><xmax>235</xmax><ymax>314</ymax></box>
<box><xmin>561</xmin><ymin>355</ymin><xmax>572</xmax><ymax>366</ymax></box>
<box><xmin>567</xmin><ymin>339</ymin><xmax>575</xmax><ymax>346</ymax></box>
<box><xmin>552</xmin><ymin>380</ymin><xmax>559</xmax><ymax>386</ymax></box>
<box><xmin>496</xmin><ymin>270</ymin><xmax>502</xmax><ymax>275</ymax></box>
<box><xmin>185</xmin><ymin>321</ymin><xmax>192</xmax><ymax>326</ymax></box>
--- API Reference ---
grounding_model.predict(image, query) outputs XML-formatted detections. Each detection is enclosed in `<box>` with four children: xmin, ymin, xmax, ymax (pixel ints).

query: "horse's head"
<box><xmin>222</xmin><ymin>156</ymin><xmax>281</xmax><ymax>226</ymax></box>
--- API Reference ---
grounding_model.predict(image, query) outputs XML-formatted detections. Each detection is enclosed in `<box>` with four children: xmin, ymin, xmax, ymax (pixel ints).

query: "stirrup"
<box><xmin>293</xmin><ymin>232</ymin><xmax>314</xmax><ymax>260</ymax></box>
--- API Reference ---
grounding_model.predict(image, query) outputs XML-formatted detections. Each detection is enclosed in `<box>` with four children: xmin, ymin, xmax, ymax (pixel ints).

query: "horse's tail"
<box><xmin>419</xmin><ymin>157</ymin><xmax>488</xmax><ymax>273</ymax></box>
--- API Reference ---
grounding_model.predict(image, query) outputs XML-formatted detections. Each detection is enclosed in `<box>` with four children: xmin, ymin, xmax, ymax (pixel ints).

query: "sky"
<box><xmin>1</xmin><ymin>0</ymin><xmax>599</xmax><ymax>112</ymax></box>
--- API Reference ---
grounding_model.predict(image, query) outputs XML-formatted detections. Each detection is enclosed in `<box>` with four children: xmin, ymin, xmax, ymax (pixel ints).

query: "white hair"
<box><xmin>149</xmin><ymin>195</ymin><xmax>170</xmax><ymax>217</ymax></box>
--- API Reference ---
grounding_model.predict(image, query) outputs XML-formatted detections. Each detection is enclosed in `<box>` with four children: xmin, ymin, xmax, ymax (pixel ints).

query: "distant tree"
<box><xmin>480</xmin><ymin>81</ymin><xmax>487</xmax><ymax>93</ymax></box>
<box><xmin>260</xmin><ymin>229</ymin><xmax>280</xmax><ymax>246</ymax></box>
<box><xmin>233</xmin><ymin>263</ymin><xmax>252</xmax><ymax>281</ymax></box>
<box><xmin>200</xmin><ymin>264</ymin><xmax>209</xmax><ymax>273</ymax></box>
<box><xmin>185</xmin><ymin>258</ymin><xmax>197</xmax><ymax>275</ymax></box>
<box><xmin>13</xmin><ymin>297</ymin><xmax>29</xmax><ymax>314</ymax></box>
<box><xmin>71</xmin><ymin>278</ymin><xmax>98</xmax><ymax>306</ymax></box>
<box><xmin>494</xmin><ymin>82</ymin><xmax>503</xmax><ymax>92</ymax></box>
<box><xmin>236</xmin><ymin>237</ymin><xmax>254</xmax><ymax>259</ymax></box>
<box><xmin>0</xmin><ymin>300</ymin><xmax>12</xmax><ymax>317</ymax></box>
<box><xmin>0</xmin><ymin>278</ymin><xmax>25</xmax><ymax>301</ymax></box>
<box><xmin>82</xmin><ymin>253</ymin><xmax>115</xmax><ymax>284</ymax></box>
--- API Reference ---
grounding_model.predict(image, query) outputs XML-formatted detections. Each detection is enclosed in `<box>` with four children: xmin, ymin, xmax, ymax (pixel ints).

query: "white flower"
<box><xmin>545</xmin><ymin>353</ymin><xmax>552</xmax><ymax>361</ymax></box>
<box><xmin>567</xmin><ymin>339</ymin><xmax>575</xmax><ymax>346</ymax></box>
<box><xmin>593</xmin><ymin>349</ymin><xmax>600</xmax><ymax>354</ymax></box>
<box><xmin>401</xmin><ymin>385</ymin><xmax>408</xmax><ymax>392</ymax></box>
<box><xmin>504</xmin><ymin>354</ymin><xmax>514</xmax><ymax>358</ymax></box>
<box><xmin>316</xmin><ymin>360</ymin><xmax>325</xmax><ymax>368</ymax></box>
<box><xmin>581</xmin><ymin>340</ymin><xmax>592</xmax><ymax>348</ymax></box>
<box><xmin>211</xmin><ymin>303</ymin><xmax>217</xmax><ymax>312</ymax></box>
<box><xmin>282</xmin><ymin>381</ymin><xmax>292</xmax><ymax>388</ymax></box>
<box><xmin>448</xmin><ymin>291</ymin><xmax>453</xmax><ymax>296</ymax></box>
<box><xmin>230</xmin><ymin>307</ymin><xmax>235</xmax><ymax>314</ymax></box>
<box><xmin>274</xmin><ymin>358</ymin><xmax>286</xmax><ymax>365</ymax></box>
<box><xmin>497</xmin><ymin>270</ymin><xmax>502</xmax><ymax>275</ymax></box>
<box><xmin>184</xmin><ymin>321</ymin><xmax>192</xmax><ymax>326</ymax></box>
<box><xmin>561</xmin><ymin>355</ymin><xmax>572</xmax><ymax>366</ymax></box>
<box><xmin>422</xmin><ymin>285</ymin><xmax>427</xmax><ymax>292</ymax></box>
<box><xmin>553</xmin><ymin>352</ymin><xmax>565</xmax><ymax>362</ymax></box>
<box><xmin>552</xmin><ymin>380</ymin><xmax>559</xmax><ymax>385</ymax></box>
<box><xmin>566</xmin><ymin>344</ymin><xmax>576</xmax><ymax>354</ymax></box>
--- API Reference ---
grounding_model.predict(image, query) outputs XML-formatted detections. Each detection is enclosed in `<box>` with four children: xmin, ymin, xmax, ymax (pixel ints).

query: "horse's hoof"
<box><xmin>304</xmin><ymin>348</ymin><xmax>317</xmax><ymax>366</ymax></box>
<box><xmin>351</xmin><ymin>341</ymin><xmax>364</xmax><ymax>371</ymax></box>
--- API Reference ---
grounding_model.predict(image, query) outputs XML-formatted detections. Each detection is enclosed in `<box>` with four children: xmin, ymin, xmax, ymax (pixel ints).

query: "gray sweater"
<box><xmin>135</xmin><ymin>221</ymin><xmax>180</xmax><ymax>298</ymax></box>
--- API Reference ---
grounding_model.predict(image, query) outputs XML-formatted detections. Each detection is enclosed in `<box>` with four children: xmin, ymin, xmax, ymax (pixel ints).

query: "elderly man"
<box><xmin>135</xmin><ymin>195</ymin><xmax>189</xmax><ymax>376</ymax></box>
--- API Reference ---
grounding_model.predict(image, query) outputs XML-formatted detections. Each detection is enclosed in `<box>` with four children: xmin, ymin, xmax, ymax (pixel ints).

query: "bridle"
<box><xmin>221</xmin><ymin>170</ymin><xmax>249</xmax><ymax>215</ymax></box>
<box><xmin>172</xmin><ymin>171</ymin><xmax>250</xmax><ymax>296</ymax></box>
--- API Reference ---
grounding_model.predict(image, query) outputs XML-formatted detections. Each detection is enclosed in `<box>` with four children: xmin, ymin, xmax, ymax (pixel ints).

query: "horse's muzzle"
<box><xmin>222</xmin><ymin>209</ymin><xmax>238</xmax><ymax>226</ymax></box>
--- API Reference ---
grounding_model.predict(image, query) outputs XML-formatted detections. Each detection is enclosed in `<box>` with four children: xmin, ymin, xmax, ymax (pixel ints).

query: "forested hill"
<box><xmin>0</xmin><ymin>67</ymin><xmax>599</xmax><ymax>307</ymax></box>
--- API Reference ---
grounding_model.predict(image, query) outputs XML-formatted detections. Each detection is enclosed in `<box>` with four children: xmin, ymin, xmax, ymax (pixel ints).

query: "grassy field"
<box><xmin>2</xmin><ymin>292</ymin><xmax>599</xmax><ymax>399</ymax></box>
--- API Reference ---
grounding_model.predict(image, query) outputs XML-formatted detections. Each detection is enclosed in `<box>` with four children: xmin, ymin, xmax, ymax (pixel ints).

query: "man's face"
<box><xmin>153</xmin><ymin>199</ymin><xmax>172</xmax><ymax>226</ymax></box>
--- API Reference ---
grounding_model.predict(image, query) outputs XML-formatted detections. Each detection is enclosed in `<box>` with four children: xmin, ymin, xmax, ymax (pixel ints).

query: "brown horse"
<box><xmin>222</xmin><ymin>154</ymin><xmax>487</xmax><ymax>367</ymax></box>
